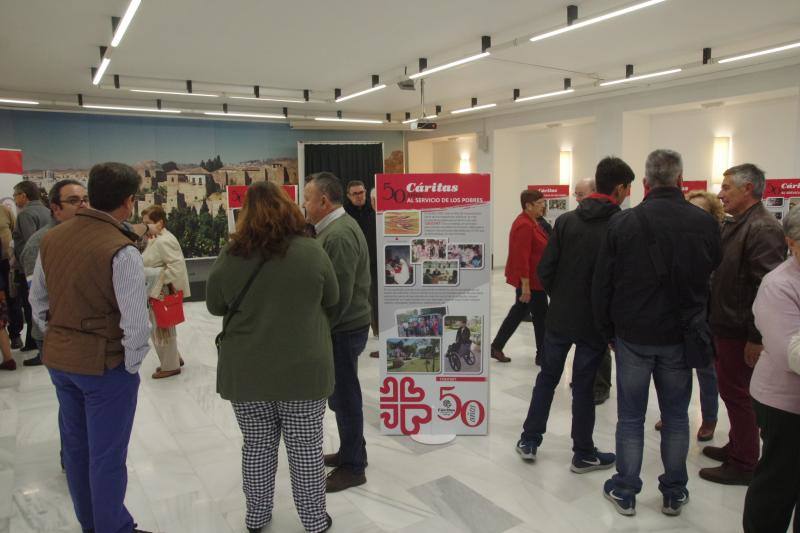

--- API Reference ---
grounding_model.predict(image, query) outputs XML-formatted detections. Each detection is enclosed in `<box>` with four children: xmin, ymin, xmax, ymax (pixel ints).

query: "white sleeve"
<box><xmin>789</xmin><ymin>331</ymin><xmax>800</xmax><ymax>375</ymax></box>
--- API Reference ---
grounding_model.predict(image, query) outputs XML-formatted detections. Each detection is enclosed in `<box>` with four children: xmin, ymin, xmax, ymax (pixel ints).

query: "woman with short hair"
<box><xmin>141</xmin><ymin>205</ymin><xmax>190</xmax><ymax>379</ymax></box>
<box><xmin>743</xmin><ymin>205</ymin><xmax>799</xmax><ymax>533</ymax></box>
<box><xmin>206</xmin><ymin>182</ymin><xmax>338</xmax><ymax>533</ymax></box>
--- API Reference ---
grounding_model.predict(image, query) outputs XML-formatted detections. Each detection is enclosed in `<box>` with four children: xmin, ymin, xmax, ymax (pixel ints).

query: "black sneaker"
<box><xmin>23</xmin><ymin>354</ymin><xmax>43</xmax><ymax>366</ymax></box>
<box><xmin>10</xmin><ymin>337</ymin><xmax>22</xmax><ymax>350</ymax></box>
<box><xmin>662</xmin><ymin>490</ymin><xmax>689</xmax><ymax>516</ymax></box>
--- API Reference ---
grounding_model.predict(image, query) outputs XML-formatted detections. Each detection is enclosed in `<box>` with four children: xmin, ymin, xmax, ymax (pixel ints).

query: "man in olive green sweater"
<box><xmin>304</xmin><ymin>172</ymin><xmax>372</xmax><ymax>493</ymax></box>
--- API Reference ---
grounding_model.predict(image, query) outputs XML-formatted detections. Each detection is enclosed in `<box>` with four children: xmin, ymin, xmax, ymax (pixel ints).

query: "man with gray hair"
<box><xmin>593</xmin><ymin>149</ymin><xmax>721</xmax><ymax>517</ymax></box>
<box><xmin>303</xmin><ymin>172</ymin><xmax>372</xmax><ymax>492</ymax></box>
<box><xmin>700</xmin><ymin>164</ymin><xmax>785</xmax><ymax>486</ymax></box>
<box><xmin>573</xmin><ymin>177</ymin><xmax>596</xmax><ymax>204</ymax></box>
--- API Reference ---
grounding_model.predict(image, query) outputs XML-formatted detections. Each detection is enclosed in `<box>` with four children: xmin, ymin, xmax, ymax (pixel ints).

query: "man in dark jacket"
<box><xmin>515</xmin><ymin>157</ymin><xmax>634</xmax><ymax>473</ymax></box>
<box><xmin>10</xmin><ymin>180</ymin><xmax>51</xmax><ymax>351</ymax></box>
<box><xmin>344</xmin><ymin>180</ymin><xmax>378</xmax><ymax>358</ymax></box>
<box><xmin>593</xmin><ymin>149</ymin><xmax>721</xmax><ymax>517</ymax></box>
<box><xmin>700</xmin><ymin>164</ymin><xmax>785</xmax><ymax>486</ymax></box>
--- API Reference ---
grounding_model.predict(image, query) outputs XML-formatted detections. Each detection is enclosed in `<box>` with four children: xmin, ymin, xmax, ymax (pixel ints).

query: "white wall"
<box><xmin>648</xmin><ymin>96</ymin><xmax>799</xmax><ymax>181</ymax></box>
<box><xmin>408</xmin><ymin>135</ymin><xmax>478</xmax><ymax>174</ymax></box>
<box><xmin>408</xmin><ymin>140</ymin><xmax>433</xmax><ymax>173</ymax></box>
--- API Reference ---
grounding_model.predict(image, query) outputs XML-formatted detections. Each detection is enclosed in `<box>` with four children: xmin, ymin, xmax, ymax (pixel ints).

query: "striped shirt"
<box><xmin>30</xmin><ymin>246</ymin><xmax>151</xmax><ymax>373</ymax></box>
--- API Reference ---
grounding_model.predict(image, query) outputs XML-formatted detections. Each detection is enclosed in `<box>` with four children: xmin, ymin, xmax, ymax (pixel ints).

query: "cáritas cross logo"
<box><xmin>379</xmin><ymin>376</ymin><xmax>433</xmax><ymax>435</ymax></box>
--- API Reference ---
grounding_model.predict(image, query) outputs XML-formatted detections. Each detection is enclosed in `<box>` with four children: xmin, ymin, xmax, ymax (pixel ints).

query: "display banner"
<box><xmin>376</xmin><ymin>173</ymin><xmax>491</xmax><ymax>436</ymax></box>
<box><xmin>0</xmin><ymin>149</ymin><xmax>23</xmax><ymax>213</ymax></box>
<box><xmin>762</xmin><ymin>178</ymin><xmax>800</xmax><ymax>222</ymax></box>
<box><xmin>226</xmin><ymin>184</ymin><xmax>298</xmax><ymax>230</ymax></box>
<box><xmin>528</xmin><ymin>184</ymin><xmax>569</xmax><ymax>225</ymax></box>
<box><xmin>681</xmin><ymin>180</ymin><xmax>708</xmax><ymax>194</ymax></box>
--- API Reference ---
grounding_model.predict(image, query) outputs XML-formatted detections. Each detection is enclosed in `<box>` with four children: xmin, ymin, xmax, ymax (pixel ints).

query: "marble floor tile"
<box><xmin>409</xmin><ymin>475</ymin><xmax>522</xmax><ymax>533</ymax></box>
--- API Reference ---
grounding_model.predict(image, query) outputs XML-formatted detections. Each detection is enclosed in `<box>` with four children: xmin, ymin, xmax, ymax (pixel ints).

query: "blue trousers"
<box><xmin>48</xmin><ymin>365</ymin><xmax>140</xmax><ymax>533</ymax></box>
<box><xmin>520</xmin><ymin>331</ymin><xmax>606</xmax><ymax>456</ymax></box>
<box><xmin>610</xmin><ymin>338</ymin><xmax>691</xmax><ymax>499</ymax></box>
<box><xmin>329</xmin><ymin>326</ymin><xmax>370</xmax><ymax>474</ymax></box>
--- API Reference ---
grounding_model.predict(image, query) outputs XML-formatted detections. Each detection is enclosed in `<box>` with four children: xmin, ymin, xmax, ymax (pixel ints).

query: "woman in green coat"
<box><xmin>206</xmin><ymin>181</ymin><xmax>339</xmax><ymax>533</ymax></box>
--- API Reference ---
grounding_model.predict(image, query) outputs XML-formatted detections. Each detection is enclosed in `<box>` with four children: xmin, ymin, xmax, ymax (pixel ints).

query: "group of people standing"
<box><xmin>493</xmin><ymin>149</ymin><xmax>799</xmax><ymax>531</ymax></box>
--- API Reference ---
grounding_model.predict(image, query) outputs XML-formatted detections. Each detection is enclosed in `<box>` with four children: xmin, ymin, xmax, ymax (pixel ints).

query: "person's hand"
<box><xmin>518</xmin><ymin>290</ymin><xmax>531</xmax><ymax>303</ymax></box>
<box><xmin>146</xmin><ymin>223</ymin><xmax>160</xmax><ymax>237</ymax></box>
<box><xmin>744</xmin><ymin>342</ymin><xmax>763</xmax><ymax>368</ymax></box>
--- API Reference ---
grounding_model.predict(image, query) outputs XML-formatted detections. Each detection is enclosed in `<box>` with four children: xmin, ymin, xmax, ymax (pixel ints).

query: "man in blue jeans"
<box><xmin>304</xmin><ymin>172</ymin><xmax>372</xmax><ymax>493</ymax></box>
<box><xmin>516</xmin><ymin>157</ymin><xmax>634</xmax><ymax>472</ymax></box>
<box><xmin>592</xmin><ymin>149</ymin><xmax>721</xmax><ymax>517</ymax></box>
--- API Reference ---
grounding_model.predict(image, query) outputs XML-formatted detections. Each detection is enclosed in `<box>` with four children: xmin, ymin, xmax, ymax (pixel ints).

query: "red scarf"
<box><xmin>586</xmin><ymin>193</ymin><xmax>619</xmax><ymax>205</ymax></box>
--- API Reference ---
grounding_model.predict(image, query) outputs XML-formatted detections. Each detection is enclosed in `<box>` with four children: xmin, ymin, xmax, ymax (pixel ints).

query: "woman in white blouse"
<box><xmin>142</xmin><ymin>205</ymin><xmax>191</xmax><ymax>379</ymax></box>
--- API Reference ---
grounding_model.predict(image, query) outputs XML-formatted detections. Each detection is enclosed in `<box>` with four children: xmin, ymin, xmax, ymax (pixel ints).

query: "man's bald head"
<box><xmin>573</xmin><ymin>178</ymin><xmax>596</xmax><ymax>204</ymax></box>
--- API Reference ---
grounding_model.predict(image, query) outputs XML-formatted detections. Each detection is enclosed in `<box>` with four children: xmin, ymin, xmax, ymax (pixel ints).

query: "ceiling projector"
<box><xmin>410</xmin><ymin>120</ymin><xmax>437</xmax><ymax>130</ymax></box>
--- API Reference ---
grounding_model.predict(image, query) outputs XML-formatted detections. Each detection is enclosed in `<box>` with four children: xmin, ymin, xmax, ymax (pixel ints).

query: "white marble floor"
<box><xmin>0</xmin><ymin>271</ymin><xmax>747</xmax><ymax>533</ymax></box>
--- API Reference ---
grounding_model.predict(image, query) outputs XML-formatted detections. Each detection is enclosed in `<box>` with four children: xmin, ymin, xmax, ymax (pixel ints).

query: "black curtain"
<box><xmin>303</xmin><ymin>143</ymin><xmax>384</xmax><ymax>192</ymax></box>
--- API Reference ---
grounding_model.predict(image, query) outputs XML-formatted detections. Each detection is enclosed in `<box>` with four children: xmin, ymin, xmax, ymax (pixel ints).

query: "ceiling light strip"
<box><xmin>314</xmin><ymin>117</ymin><xmax>384</xmax><ymax>124</ymax></box>
<box><xmin>130</xmin><ymin>89</ymin><xmax>218</xmax><ymax>97</ymax></box>
<box><xmin>230</xmin><ymin>96</ymin><xmax>305</xmax><ymax>103</ymax></box>
<box><xmin>717</xmin><ymin>41</ymin><xmax>800</xmax><ymax>64</ymax></box>
<box><xmin>83</xmin><ymin>104</ymin><xmax>181</xmax><ymax>114</ymax></box>
<box><xmin>599</xmin><ymin>68</ymin><xmax>682</xmax><ymax>86</ymax></box>
<box><xmin>335</xmin><ymin>84</ymin><xmax>387</xmax><ymax>102</ymax></box>
<box><xmin>401</xmin><ymin>118</ymin><xmax>418</xmax><ymax>124</ymax></box>
<box><xmin>529</xmin><ymin>0</ymin><xmax>667</xmax><ymax>43</ymax></box>
<box><xmin>515</xmin><ymin>88</ymin><xmax>575</xmax><ymax>103</ymax></box>
<box><xmin>204</xmin><ymin>112</ymin><xmax>286</xmax><ymax>119</ymax></box>
<box><xmin>451</xmin><ymin>103</ymin><xmax>497</xmax><ymax>114</ymax></box>
<box><xmin>111</xmin><ymin>0</ymin><xmax>142</xmax><ymax>47</ymax></box>
<box><xmin>408</xmin><ymin>52</ymin><xmax>490</xmax><ymax>80</ymax></box>
<box><xmin>92</xmin><ymin>58</ymin><xmax>111</xmax><ymax>86</ymax></box>
<box><xmin>0</xmin><ymin>98</ymin><xmax>39</xmax><ymax>105</ymax></box>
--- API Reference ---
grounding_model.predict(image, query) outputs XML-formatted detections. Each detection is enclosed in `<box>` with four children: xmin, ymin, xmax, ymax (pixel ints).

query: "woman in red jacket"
<box><xmin>491</xmin><ymin>189</ymin><xmax>549</xmax><ymax>363</ymax></box>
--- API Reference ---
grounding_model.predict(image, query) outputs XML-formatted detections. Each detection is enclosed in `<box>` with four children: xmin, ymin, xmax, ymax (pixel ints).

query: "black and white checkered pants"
<box><xmin>232</xmin><ymin>399</ymin><xmax>328</xmax><ymax>533</ymax></box>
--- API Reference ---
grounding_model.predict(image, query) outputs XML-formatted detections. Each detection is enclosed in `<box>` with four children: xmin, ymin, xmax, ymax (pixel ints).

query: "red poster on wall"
<box><xmin>681</xmin><ymin>180</ymin><xmax>708</xmax><ymax>193</ymax></box>
<box><xmin>763</xmin><ymin>178</ymin><xmax>800</xmax><ymax>222</ymax></box>
<box><xmin>527</xmin><ymin>184</ymin><xmax>570</xmax><ymax>198</ymax></box>
<box><xmin>0</xmin><ymin>148</ymin><xmax>22</xmax><ymax>213</ymax></box>
<box><xmin>528</xmin><ymin>184</ymin><xmax>569</xmax><ymax>225</ymax></box>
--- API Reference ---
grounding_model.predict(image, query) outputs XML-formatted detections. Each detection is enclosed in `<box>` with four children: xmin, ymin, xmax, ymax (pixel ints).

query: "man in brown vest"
<box><xmin>30</xmin><ymin>162</ymin><xmax>152</xmax><ymax>533</ymax></box>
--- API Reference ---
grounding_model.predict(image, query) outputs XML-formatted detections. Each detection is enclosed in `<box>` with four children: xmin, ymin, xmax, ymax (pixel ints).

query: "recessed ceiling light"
<box><xmin>111</xmin><ymin>0</ymin><xmax>142</xmax><ymax>47</ymax></box>
<box><xmin>204</xmin><ymin>112</ymin><xmax>286</xmax><ymax>119</ymax></box>
<box><xmin>130</xmin><ymin>89</ymin><xmax>218</xmax><ymax>97</ymax></box>
<box><xmin>529</xmin><ymin>0</ymin><xmax>668</xmax><ymax>43</ymax></box>
<box><xmin>0</xmin><ymin>98</ymin><xmax>39</xmax><ymax>105</ymax></box>
<box><xmin>83</xmin><ymin>104</ymin><xmax>181</xmax><ymax>114</ymax></box>
<box><xmin>599</xmin><ymin>68</ymin><xmax>682</xmax><ymax>86</ymax></box>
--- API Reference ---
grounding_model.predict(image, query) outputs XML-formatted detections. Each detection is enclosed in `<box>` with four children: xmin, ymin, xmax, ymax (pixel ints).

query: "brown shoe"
<box><xmin>0</xmin><ymin>359</ymin><xmax>16</xmax><ymax>371</ymax></box>
<box><xmin>698</xmin><ymin>463</ymin><xmax>753</xmax><ymax>486</ymax></box>
<box><xmin>156</xmin><ymin>358</ymin><xmax>185</xmax><ymax>372</ymax></box>
<box><xmin>326</xmin><ymin>467</ymin><xmax>366</xmax><ymax>493</ymax></box>
<box><xmin>152</xmin><ymin>368</ymin><xmax>181</xmax><ymax>379</ymax></box>
<box><xmin>369</xmin><ymin>351</ymin><xmax>379</xmax><ymax>358</ymax></box>
<box><xmin>701</xmin><ymin>444</ymin><xmax>729</xmax><ymax>462</ymax></box>
<box><xmin>491</xmin><ymin>346</ymin><xmax>511</xmax><ymax>363</ymax></box>
<box><xmin>654</xmin><ymin>420</ymin><xmax>663</xmax><ymax>431</ymax></box>
<box><xmin>324</xmin><ymin>453</ymin><xmax>341</xmax><ymax>468</ymax></box>
<box><xmin>697</xmin><ymin>420</ymin><xmax>716</xmax><ymax>442</ymax></box>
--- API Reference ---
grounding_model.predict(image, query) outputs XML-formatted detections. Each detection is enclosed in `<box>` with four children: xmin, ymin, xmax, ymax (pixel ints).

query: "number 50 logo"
<box><xmin>437</xmin><ymin>386</ymin><xmax>486</xmax><ymax>428</ymax></box>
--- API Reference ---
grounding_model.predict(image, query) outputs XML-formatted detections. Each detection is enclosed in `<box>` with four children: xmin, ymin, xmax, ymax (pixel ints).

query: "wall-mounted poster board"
<box><xmin>226</xmin><ymin>184</ymin><xmax>298</xmax><ymax>231</ymax></box>
<box><xmin>763</xmin><ymin>178</ymin><xmax>800</xmax><ymax>222</ymax></box>
<box><xmin>0</xmin><ymin>149</ymin><xmax>22</xmax><ymax>213</ymax></box>
<box><xmin>376</xmin><ymin>173</ymin><xmax>491</xmax><ymax>436</ymax></box>
<box><xmin>681</xmin><ymin>180</ymin><xmax>708</xmax><ymax>194</ymax></box>
<box><xmin>527</xmin><ymin>185</ymin><xmax>569</xmax><ymax>225</ymax></box>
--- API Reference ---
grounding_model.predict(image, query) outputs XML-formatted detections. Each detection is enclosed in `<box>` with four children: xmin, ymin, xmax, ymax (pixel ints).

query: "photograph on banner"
<box><xmin>411</xmin><ymin>238</ymin><xmax>448</xmax><ymax>263</ymax></box>
<box><xmin>384</xmin><ymin>244</ymin><xmax>414</xmax><ymax>285</ymax></box>
<box><xmin>765</xmin><ymin>196</ymin><xmax>785</xmax><ymax>220</ymax></box>
<box><xmin>447</xmin><ymin>243</ymin><xmax>484</xmax><ymax>269</ymax></box>
<box><xmin>376</xmin><ymin>172</ymin><xmax>491</xmax><ymax>436</ymax></box>
<box><xmin>386</xmin><ymin>338</ymin><xmax>441</xmax><ymax>373</ymax></box>
<box><xmin>397</xmin><ymin>313</ymin><xmax>444</xmax><ymax>337</ymax></box>
<box><xmin>442</xmin><ymin>316</ymin><xmax>483</xmax><ymax>373</ymax></box>
<box><xmin>384</xmin><ymin>210</ymin><xmax>421</xmax><ymax>236</ymax></box>
<box><xmin>422</xmin><ymin>260</ymin><xmax>459</xmax><ymax>286</ymax></box>
<box><xmin>395</xmin><ymin>307</ymin><xmax>444</xmax><ymax>337</ymax></box>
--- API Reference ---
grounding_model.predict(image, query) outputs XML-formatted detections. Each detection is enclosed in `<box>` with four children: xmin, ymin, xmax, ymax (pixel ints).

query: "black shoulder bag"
<box><xmin>215</xmin><ymin>259</ymin><xmax>265</xmax><ymax>354</ymax></box>
<box><xmin>633</xmin><ymin>207</ymin><xmax>714</xmax><ymax>368</ymax></box>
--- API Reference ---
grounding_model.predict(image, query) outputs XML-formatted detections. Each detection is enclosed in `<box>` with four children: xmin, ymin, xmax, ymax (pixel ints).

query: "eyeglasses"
<box><xmin>61</xmin><ymin>196</ymin><xmax>89</xmax><ymax>207</ymax></box>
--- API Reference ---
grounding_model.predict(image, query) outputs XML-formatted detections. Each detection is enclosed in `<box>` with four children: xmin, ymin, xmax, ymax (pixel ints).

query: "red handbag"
<box><xmin>149</xmin><ymin>289</ymin><xmax>185</xmax><ymax>328</ymax></box>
